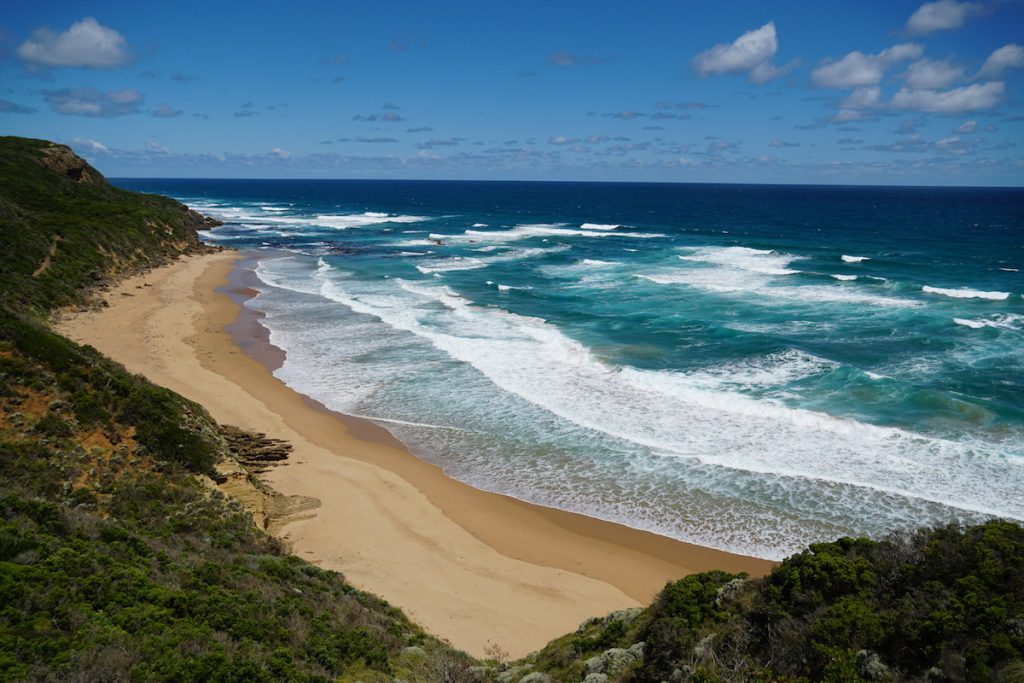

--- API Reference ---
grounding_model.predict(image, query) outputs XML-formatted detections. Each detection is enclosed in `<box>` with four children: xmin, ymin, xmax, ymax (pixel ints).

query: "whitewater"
<box><xmin>115</xmin><ymin>179</ymin><xmax>1024</xmax><ymax>560</ymax></box>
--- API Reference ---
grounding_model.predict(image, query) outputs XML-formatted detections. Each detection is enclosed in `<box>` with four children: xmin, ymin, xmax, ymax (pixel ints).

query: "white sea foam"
<box><xmin>580</xmin><ymin>223</ymin><xmax>621</xmax><ymax>231</ymax></box>
<box><xmin>415</xmin><ymin>257</ymin><xmax>488</xmax><ymax>274</ymax></box>
<box><xmin>654</xmin><ymin>249</ymin><xmax>896</xmax><ymax>309</ymax></box>
<box><xmin>305</xmin><ymin>212</ymin><xmax>427</xmax><ymax>229</ymax></box>
<box><xmin>472</xmin><ymin>223</ymin><xmax>488</xmax><ymax>228</ymax></box>
<box><xmin>260</xmin><ymin>205</ymin><xmax>290</xmax><ymax>212</ymax></box>
<box><xmin>580</xmin><ymin>259</ymin><xmax>621</xmax><ymax>266</ymax></box>
<box><xmin>678</xmin><ymin>246</ymin><xmax>801</xmax><ymax>275</ymax></box>
<box><xmin>999</xmin><ymin>267</ymin><xmax>1019</xmax><ymax>272</ymax></box>
<box><xmin>250</xmin><ymin>255</ymin><xmax>1024</xmax><ymax>558</ymax></box>
<box><xmin>832</xmin><ymin>274</ymin><xmax>858</xmax><ymax>281</ymax></box>
<box><xmin>923</xmin><ymin>285</ymin><xmax>1010</xmax><ymax>300</ymax></box>
<box><xmin>953</xmin><ymin>314</ymin><xmax>1024</xmax><ymax>330</ymax></box>
<box><xmin>842</xmin><ymin>255</ymin><xmax>870</xmax><ymax>263</ymax></box>
<box><xmin>455</xmin><ymin>224</ymin><xmax>664</xmax><ymax>242</ymax></box>
<box><xmin>414</xmin><ymin>245</ymin><xmax>565</xmax><ymax>274</ymax></box>
<box><xmin>392</xmin><ymin>239</ymin><xmax>435</xmax><ymax>247</ymax></box>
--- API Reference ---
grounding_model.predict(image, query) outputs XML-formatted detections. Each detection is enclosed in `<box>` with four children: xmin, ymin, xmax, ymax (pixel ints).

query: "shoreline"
<box><xmin>58</xmin><ymin>250</ymin><xmax>772</xmax><ymax>657</ymax></box>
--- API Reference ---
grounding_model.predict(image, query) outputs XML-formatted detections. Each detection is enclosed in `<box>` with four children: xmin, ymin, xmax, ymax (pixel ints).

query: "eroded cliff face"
<box><xmin>36</xmin><ymin>143</ymin><xmax>104</xmax><ymax>184</ymax></box>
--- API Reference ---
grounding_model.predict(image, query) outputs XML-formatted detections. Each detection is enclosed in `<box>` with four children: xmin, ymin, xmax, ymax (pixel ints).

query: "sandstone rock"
<box><xmin>37</xmin><ymin>144</ymin><xmax>103</xmax><ymax>183</ymax></box>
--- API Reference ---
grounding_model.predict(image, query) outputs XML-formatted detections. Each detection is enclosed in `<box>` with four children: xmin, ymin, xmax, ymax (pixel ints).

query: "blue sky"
<box><xmin>2</xmin><ymin>1</ymin><xmax>1022</xmax><ymax>185</ymax></box>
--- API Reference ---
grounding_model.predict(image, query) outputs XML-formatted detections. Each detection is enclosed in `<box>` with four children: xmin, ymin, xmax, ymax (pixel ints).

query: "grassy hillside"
<box><xmin>1</xmin><ymin>136</ymin><xmax>1022</xmax><ymax>682</ymax></box>
<box><xmin>0</xmin><ymin>136</ymin><xmax>218</xmax><ymax>314</ymax></box>
<box><xmin>0</xmin><ymin>138</ymin><xmax>473</xmax><ymax>681</ymax></box>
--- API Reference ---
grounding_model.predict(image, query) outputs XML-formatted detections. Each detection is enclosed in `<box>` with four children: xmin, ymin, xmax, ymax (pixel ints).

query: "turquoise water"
<box><xmin>118</xmin><ymin>179</ymin><xmax>1024</xmax><ymax>559</ymax></box>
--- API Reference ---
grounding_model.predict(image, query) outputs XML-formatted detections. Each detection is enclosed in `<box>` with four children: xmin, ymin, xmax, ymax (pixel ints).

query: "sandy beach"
<box><xmin>57</xmin><ymin>251</ymin><xmax>772</xmax><ymax>658</ymax></box>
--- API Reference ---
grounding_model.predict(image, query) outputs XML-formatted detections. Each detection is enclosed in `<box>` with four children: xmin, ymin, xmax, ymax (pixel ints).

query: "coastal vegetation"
<box><xmin>1</xmin><ymin>136</ymin><xmax>1022</xmax><ymax>681</ymax></box>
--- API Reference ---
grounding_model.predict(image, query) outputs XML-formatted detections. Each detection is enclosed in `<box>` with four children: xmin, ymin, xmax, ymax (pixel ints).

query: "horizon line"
<box><xmin>109</xmin><ymin>176</ymin><xmax>1024</xmax><ymax>190</ymax></box>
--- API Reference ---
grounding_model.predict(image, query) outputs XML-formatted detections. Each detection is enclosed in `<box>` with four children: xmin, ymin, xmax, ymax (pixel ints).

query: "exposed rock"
<box><xmin>37</xmin><ymin>143</ymin><xmax>103</xmax><ymax>183</ymax></box>
<box><xmin>220</xmin><ymin>425</ymin><xmax>293</xmax><ymax>474</ymax></box>
<box><xmin>582</xmin><ymin>674</ymin><xmax>608</xmax><ymax>683</ymax></box>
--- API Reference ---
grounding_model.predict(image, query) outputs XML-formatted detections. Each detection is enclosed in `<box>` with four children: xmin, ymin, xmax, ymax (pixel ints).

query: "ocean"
<box><xmin>115</xmin><ymin>178</ymin><xmax>1024</xmax><ymax>560</ymax></box>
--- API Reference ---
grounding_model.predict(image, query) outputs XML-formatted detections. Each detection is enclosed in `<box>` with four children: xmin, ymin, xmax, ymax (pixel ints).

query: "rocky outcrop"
<box><xmin>210</xmin><ymin>425</ymin><xmax>318</xmax><ymax>533</ymax></box>
<box><xmin>219</xmin><ymin>425</ymin><xmax>293</xmax><ymax>474</ymax></box>
<box><xmin>37</xmin><ymin>143</ymin><xmax>103</xmax><ymax>184</ymax></box>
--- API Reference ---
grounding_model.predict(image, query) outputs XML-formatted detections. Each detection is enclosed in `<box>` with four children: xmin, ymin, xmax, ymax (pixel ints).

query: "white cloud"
<box><xmin>906</xmin><ymin>0</ymin><xmax>984</xmax><ymax>34</ymax></box>
<box><xmin>954</xmin><ymin>120</ymin><xmax>977</xmax><ymax>133</ymax></box>
<box><xmin>151</xmin><ymin>103</ymin><xmax>181</xmax><ymax>118</ymax></box>
<box><xmin>44</xmin><ymin>87</ymin><xmax>143</xmax><ymax>117</ymax></box>
<box><xmin>831</xmin><ymin>109</ymin><xmax>868</xmax><ymax>123</ymax></box>
<box><xmin>71</xmin><ymin>138</ymin><xmax>109</xmax><ymax>153</ymax></box>
<box><xmin>904</xmin><ymin>58</ymin><xmax>964</xmax><ymax>89</ymax></box>
<box><xmin>692</xmin><ymin>22</ymin><xmax>787</xmax><ymax>83</ymax></box>
<box><xmin>977</xmin><ymin>44</ymin><xmax>1024</xmax><ymax>79</ymax></box>
<box><xmin>890</xmin><ymin>81</ymin><xmax>1004</xmax><ymax>113</ymax></box>
<box><xmin>17</xmin><ymin>17</ymin><xmax>132</xmax><ymax>69</ymax></box>
<box><xmin>812</xmin><ymin>44</ymin><xmax>923</xmax><ymax>88</ymax></box>
<box><xmin>269</xmin><ymin>147</ymin><xmax>291</xmax><ymax>159</ymax></box>
<box><xmin>842</xmin><ymin>86</ymin><xmax>882</xmax><ymax>109</ymax></box>
<box><xmin>749</xmin><ymin>59</ymin><xmax>798</xmax><ymax>85</ymax></box>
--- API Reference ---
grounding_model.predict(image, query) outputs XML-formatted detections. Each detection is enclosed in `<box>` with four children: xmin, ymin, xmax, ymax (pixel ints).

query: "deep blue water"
<box><xmin>116</xmin><ymin>178</ymin><xmax>1024</xmax><ymax>559</ymax></box>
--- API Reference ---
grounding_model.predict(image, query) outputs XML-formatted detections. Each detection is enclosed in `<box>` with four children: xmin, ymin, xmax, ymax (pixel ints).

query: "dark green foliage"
<box><xmin>0</xmin><ymin>309</ymin><xmax>217</xmax><ymax>474</ymax></box>
<box><xmin>0</xmin><ymin>330</ymin><xmax>460</xmax><ymax>682</ymax></box>
<box><xmin>602</xmin><ymin>523</ymin><xmax>1024</xmax><ymax>683</ymax></box>
<box><xmin>0</xmin><ymin>136</ymin><xmax>211</xmax><ymax>315</ymax></box>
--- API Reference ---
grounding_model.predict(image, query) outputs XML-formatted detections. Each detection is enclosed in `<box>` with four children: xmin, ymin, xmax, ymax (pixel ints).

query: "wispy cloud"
<box><xmin>890</xmin><ymin>81</ymin><xmax>1005</xmax><ymax>113</ymax></box>
<box><xmin>546</xmin><ymin>52</ymin><xmax>613</xmax><ymax>66</ymax></box>
<box><xmin>0</xmin><ymin>99</ymin><xmax>36</xmax><ymax>114</ymax></box>
<box><xmin>337</xmin><ymin>136</ymin><xmax>399</xmax><ymax>143</ymax></box>
<box><xmin>233</xmin><ymin>101</ymin><xmax>257</xmax><ymax>118</ymax></box>
<box><xmin>353</xmin><ymin>112</ymin><xmax>405</xmax><ymax>122</ymax></box>
<box><xmin>17</xmin><ymin>17</ymin><xmax>133</xmax><ymax>69</ymax></box>
<box><xmin>318</xmin><ymin>53</ymin><xmax>349</xmax><ymax>66</ymax></box>
<box><xmin>812</xmin><ymin>44</ymin><xmax>922</xmax><ymax>88</ymax></box>
<box><xmin>44</xmin><ymin>87</ymin><xmax>142</xmax><ymax>117</ymax></box>
<box><xmin>407</xmin><ymin>126</ymin><xmax>434</xmax><ymax>133</ymax></box>
<box><xmin>906</xmin><ymin>0</ymin><xmax>986</xmax><ymax>34</ymax></box>
<box><xmin>417</xmin><ymin>137</ymin><xmax>465</xmax><ymax>148</ymax></box>
<box><xmin>903</xmin><ymin>58</ymin><xmax>964</xmax><ymax>89</ymax></box>
<box><xmin>151</xmin><ymin>103</ymin><xmax>181</xmax><ymax>118</ymax></box>
<box><xmin>655</xmin><ymin>100</ymin><xmax>714</xmax><ymax>110</ymax></box>
<box><xmin>977</xmin><ymin>44</ymin><xmax>1024</xmax><ymax>79</ymax></box>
